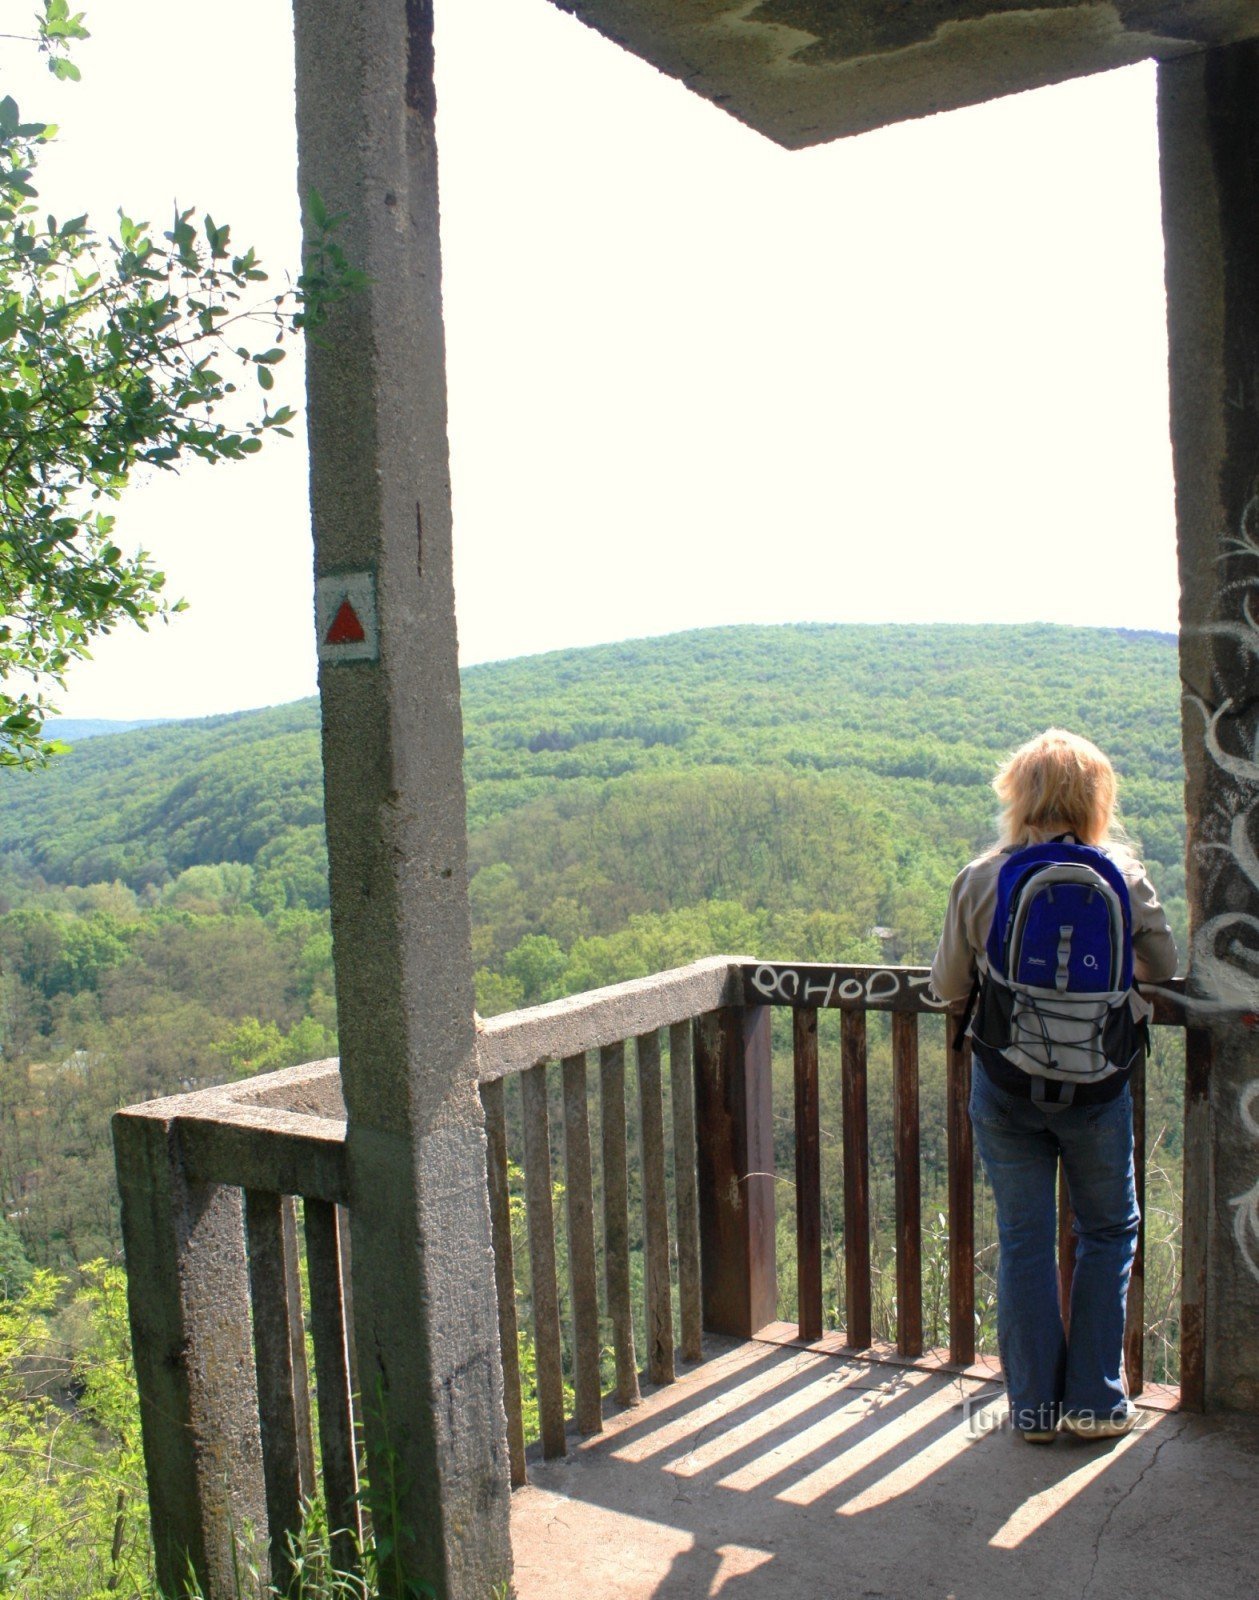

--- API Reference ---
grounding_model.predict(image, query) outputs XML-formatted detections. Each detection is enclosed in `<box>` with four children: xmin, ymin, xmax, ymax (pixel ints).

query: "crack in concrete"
<box><xmin>1079</xmin><ymin>1416</ymin><xmax>1190</xmax><ymax>1599</ymax></box>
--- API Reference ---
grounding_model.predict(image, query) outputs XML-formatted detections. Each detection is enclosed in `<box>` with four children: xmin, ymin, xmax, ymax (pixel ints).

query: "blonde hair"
<box><xmin>994</xmin><ymin>728</ymin><xmax>1119</xmax><ymax>849</ymax></box>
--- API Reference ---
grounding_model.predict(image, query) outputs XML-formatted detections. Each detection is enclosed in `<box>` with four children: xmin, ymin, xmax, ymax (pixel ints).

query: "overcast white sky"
<box><xmin>6</xmin><ymin>0</ymin><xmax>1179</xmax><ymax>722</ymax></box>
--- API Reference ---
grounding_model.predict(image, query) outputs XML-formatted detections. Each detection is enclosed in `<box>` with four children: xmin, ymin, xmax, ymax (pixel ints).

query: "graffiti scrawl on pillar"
<box><xmin>1184</xmin><ymin>490</ymin><xmax>1259</xmax><ymax>1280</ymax></box>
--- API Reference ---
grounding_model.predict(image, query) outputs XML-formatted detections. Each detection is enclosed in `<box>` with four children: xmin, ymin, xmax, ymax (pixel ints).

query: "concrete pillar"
<box><xmin>1159</xmin><ymin>40</ymin><xmax>1259</xmax><ymax>1411</ymax></box>
<box><xmin>292</xmin><ymin>1</ymin><xmax>512</xmax><ymax>1593</ymax></box>
<box><xmin>113</xmin><ymin>1110</ymin><xmax>267</xmax><ymax>1596</ymax></box>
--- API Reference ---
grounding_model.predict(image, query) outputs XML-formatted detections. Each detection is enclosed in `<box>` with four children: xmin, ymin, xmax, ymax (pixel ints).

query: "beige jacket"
<box><xmin>930</xmin><ymin>846</ymin><xmax>1178</xmax><ymax>1005</ymax></box>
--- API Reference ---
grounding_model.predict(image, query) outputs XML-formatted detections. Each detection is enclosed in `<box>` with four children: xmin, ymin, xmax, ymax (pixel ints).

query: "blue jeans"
<box><xmin>969</xmin><ymin>1063</ymin><xmax>1139</xmax><ymax>1430</ymax></box>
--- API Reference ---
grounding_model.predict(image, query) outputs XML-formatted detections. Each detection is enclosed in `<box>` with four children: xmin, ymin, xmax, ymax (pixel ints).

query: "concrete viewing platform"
<box><xmin>511</xmin><ymin>1339</ymin><xmax>1259</xmax><ymax>1600</ymax></box>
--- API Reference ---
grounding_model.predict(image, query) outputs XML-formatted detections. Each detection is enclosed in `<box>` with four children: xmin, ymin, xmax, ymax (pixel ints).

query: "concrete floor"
<box><xmin>510</xmin><ymin>1338</ymin><xmax>1259</xmax><ymax>1600</ymax></box>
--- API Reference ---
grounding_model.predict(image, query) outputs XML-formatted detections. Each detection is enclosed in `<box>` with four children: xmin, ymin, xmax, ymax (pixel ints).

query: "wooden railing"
<box><xmin>113</xmin><ymin>957</ymin><xmax>1207</xmax><ymax>1588</ymax></box>
<box><xmin>474</xmin><ymin>957</ymin><xmax>740</xmax><ymax>1481</ymax></box>
<box><xmin>741</xmin><ymin>963</ymin><xmax>1207</xmax><ymax>1406</ymax></box>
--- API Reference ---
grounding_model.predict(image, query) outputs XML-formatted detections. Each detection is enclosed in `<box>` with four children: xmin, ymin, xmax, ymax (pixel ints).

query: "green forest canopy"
<box><xmin>2</xmin><ymin>620</ymin><xmax>1183</xmax><ymax>883</ymax></box>
<box><xmin>0</xmin><ymin>621</ymin><xmax>1187</xmax><ymax>1042</ymax></box>
<box><xmin>0</xmin><ymin>621</ymin><xmax>1187</xmax><ymax>1337</ymax></box>
<box><xmin>0</xmin><ymin>615</ymin><xmax>1194</xmax><ymax>1593</ymax></box>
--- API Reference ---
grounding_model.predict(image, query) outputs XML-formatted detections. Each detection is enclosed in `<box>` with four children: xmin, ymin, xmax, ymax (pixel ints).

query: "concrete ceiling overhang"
<box><xmin>549</xmin><ymin>1</ymin><xmax>1259</xmax><ymax>147</ymax></box>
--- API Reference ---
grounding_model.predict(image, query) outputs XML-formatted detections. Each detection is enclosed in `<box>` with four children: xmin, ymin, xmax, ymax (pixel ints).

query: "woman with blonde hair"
<box><xmin>932</xmin><ymin>729</ymin><xmax>1176</xmax><ymax>1442</ymax></box>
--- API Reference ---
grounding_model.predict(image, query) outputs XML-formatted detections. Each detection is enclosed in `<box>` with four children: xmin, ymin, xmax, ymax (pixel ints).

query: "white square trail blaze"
<box><xmin>316</xmin><ymin>571</ymin><xmax>379</xmax><ymax>664</ymax></box>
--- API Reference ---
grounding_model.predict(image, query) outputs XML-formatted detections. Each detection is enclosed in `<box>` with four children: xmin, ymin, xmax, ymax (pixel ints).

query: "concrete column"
<box><xmin>1159</xmin><ymin>40</ymin><xmax>1259</xmax><ymax>1412</ymax></box>
<box><xmin>292</xmin><ymin>2</ymin><xmax>512</xmax><ymax>1593</ymax></box>
<box><xmin>113</xmin><ymin>1109</ymin><xmax>266</xmax><ymax>1597</ymax></box>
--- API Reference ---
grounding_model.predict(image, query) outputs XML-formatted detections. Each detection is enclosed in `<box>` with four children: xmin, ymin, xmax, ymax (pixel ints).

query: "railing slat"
<box><xmin>840</xmin><ymin>1010</ymin><xmax>871</xmax><ymax>1348</ymax></box>
<box><xmin>244</xmin><ymin>1191</ymin><xmax>314</xmax><ymax>1588</ymax></box>
<box><xmin>891</xmin><ymin>1012</ymin><xmax>923</xmax><ymax>1357</ymax></box>
<box><xmin>304</xmin><ymin>1197</ymin><xmax>361</xmax><ymax>1575</ymax></box>
<box><xmin>637</xmin><ymin>1029</ymin><xmax>676</xmax><ymax>1386</ymax></box>
<box><xmin>481</xmin><ymin>1078</ymin><xmax>528</xmax><ymax>1485</ymax></box>
<box><xmin>562</xmin><ymin>1052</ymin><xmax>603</xmax><ymax>1434</ymax></box>
<box><xmin>1180</xmin><ymin>1028</ymin><xmax>1212</xmax><ymax>1410</ymax></box>
<box><xmin>793</xmin><ymin>1007</ymin><xmax>823</xmax><ymax>1343</ymax></box>
<box><xmin>287</xmin><ymin>1197</ymin><xmax>319</xmax><ymax>1494</ymax></box>
<box><xmin>947</xmin><ymin>1032</ymin><xmax>976</xmax><ymax>1366</ymax></box>
<box><xmin>335</xmin><ymin>1205</ymin><xmax>358</xmax><ymax>1435</ymax></box>
<box><xmin>1124</xmin><ymin>1057</ymin><xmax>1147</xmax><ymax>1396</ymax></box>
<box><xmin>669</xmin><ymin>1021</ymin><xmax>703</xmax><ymax>1363</ymax></box>
<box><xmin>521</xmin><ymin>1063</ymin><xmax>567</xmax><ymax>1456</ymax></box>
<box><xmin>600</xmin><ymin>1042</ymin><xmax>641</xmax><ymax>1406</ymax></box>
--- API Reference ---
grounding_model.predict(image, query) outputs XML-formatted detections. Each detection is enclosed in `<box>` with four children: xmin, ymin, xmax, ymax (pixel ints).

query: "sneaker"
<box><xmin>1017</xmin><ymin>1427</ymin><xmax>1058</xmax><ymax>1445</ymax></box>
<box><xmin>1061</xmin><ymin>1409</ymin><xmax>1137</xmax><ymax>1440</ymax></box>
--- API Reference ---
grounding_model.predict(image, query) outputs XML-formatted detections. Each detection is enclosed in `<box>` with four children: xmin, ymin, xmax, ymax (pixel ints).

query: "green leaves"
<box><xmin>0</xmin><ymin>68</ymin><xmax>362</xmax><ymax>767</ymax></box>
<box><xmin>36</xmin><ymin>0</ymin><xmax>89</xmax><ymax>74</ymax></box>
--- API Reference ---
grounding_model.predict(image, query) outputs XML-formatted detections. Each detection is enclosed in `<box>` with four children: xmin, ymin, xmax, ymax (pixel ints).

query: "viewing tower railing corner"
<box><xmin>112</xmin><ymin>956</ymin><xmax>1207</xmax><ymax>1595</ymax></box>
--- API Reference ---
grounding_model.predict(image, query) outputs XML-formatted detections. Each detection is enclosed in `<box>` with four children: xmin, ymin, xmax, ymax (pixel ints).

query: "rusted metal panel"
<box><xmin>1146</xmin><ymin>980</ymin><xmax>1190</xmax><ymax>1025</ymax></box>
<box><xmin>1180</xmin><ymin>1028</ymin><xmax>1212</xmax><ymax>1411</ymax></box>
<box><xmin>599</xmin><ymin>1042</ymin><xmax>641</xmax><ymax>1406</ymax></box>
<box><xmin>244</xmin><ymin>1191</ymin><xmax>314</xmax><ymax>1590</ymax></box>
<box><xmin>742</xmin><ymin>962</ymin><xmax>1189</xmax><ymax>1020</ymax></box>
<box><xmin>892</xmin><ymin>1012</ymin><xmax>923</xmax><ymax>1358</ymax></box>
<box><xmin>481</xmin><ymin>1078</ymin><xmax>528</xmax><ymax>1485</ymax></box>
<box><xmin>669</xmin><ymin>1021</ymin><xmax>703</xmax><ymax>1364</ymax></box>
<box><xmin>793</xmin><ymin>1007</ymin><xmax>823</xmax><ymax>1344</ymax></box>
<box><xmin>947</xmin><ymin>1034</ymin><xmax>976</xmax><ymax>1367</ymax></box>
<box><xmin>840</xmin><ymin>1010</ymin><xmax>872</xmax><ymax>1348</ymax></box>
<box><xmin>745</xmin><ymin>962</ymin><xmax>944</xmax><ymax>1013</ymax></box>
<box><xmin>1125</xmin><ymin>1057</ymin><xmax>1147</xmax><ymax>1396</ymax></box>
<box><xmin>521</xmin><ymin>1063</ymin><xmax>568</xmax><ymax>1457</ymax></box>
<box><xmin>694</xmin><ymin>1007</ymin><xmax>777</xmax><ymax>1338</ymax></box>
<box><xmin>562</xmin><ymin>1052</ymin><xmax>603</xmax><ymax>1433</ymax></box>
<box><xmin>304</xmin><ymin>1198</ymin><xmax>361</xmax><ymax>1576</ymax></box>
<box><xmin>637</xmin><ymin>1029</ymin><xmax>676</xmax><ymax>1387</ymax></box>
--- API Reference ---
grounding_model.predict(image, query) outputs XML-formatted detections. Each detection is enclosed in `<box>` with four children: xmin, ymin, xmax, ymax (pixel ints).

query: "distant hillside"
<box><xmin>460</xmin><ymin>622</ymin><xmax>1182</xmax><ymax>819</ymax></box>
<box><xmin>45</xmin><ymin>717</ymin><xmax>172</xmax><ymax>743</ymax></box>
<box><xmin>0</xmin><ymin>623</ymin><xmax>1191</xmax><ymax>1274</ymax></box>
<box><xmin>0</xmin><ymin>624</ymin><xmax>1185</xmax><ymax>924</ymax></box>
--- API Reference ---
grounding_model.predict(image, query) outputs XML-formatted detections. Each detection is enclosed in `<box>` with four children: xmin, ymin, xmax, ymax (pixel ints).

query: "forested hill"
<box><xmin>0</xmin><ymin>623</ymin><xmax>1183</xmax><ymax>916</ymax></box>
<box><xmin>0</xmin><ymin>623</ymin><xmax>1186</xmax><ymax>1269</ymax></box>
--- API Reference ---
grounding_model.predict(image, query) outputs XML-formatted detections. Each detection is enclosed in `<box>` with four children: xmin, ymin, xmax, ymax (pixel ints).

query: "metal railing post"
<box><xmin>694</xmin><ymin>1005</ymin><xmax>777</xmax><ymax>1337</ymax></box>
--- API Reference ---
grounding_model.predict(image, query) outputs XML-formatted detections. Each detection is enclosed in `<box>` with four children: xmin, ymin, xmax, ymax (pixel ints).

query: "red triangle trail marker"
<box><xmin>325</xmin><ymin>598</ymin><xmax>366</xmax><ymax>646</ymax></box>
<box><xmin>316</xmin><ymin>572</ymin><xmax>379</xmax><ymax>663</ymax></box>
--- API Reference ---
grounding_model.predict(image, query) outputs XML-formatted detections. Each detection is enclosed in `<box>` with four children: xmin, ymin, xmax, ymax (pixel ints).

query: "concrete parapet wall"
<box><xmin>476</xmin><ymin>956</ymin><xmax>743</xmax><ymax>1082</ymax></box>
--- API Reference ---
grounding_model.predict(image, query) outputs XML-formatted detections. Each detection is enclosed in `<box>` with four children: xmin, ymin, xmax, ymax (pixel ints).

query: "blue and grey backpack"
<box><xmin>965</xmin><ymin>836</ymin><xmax>1150</xmax><ymax>1104</ymax></box>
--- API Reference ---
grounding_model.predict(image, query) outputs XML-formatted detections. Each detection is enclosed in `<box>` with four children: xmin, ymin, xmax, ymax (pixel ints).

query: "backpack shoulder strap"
<box><xmin>952</xmin><ymin>973</ymin><xmax>981</xmax><ymax>1052</ymax></box>
<box><xmin>953</xmin><ymin>960</ymin><xmax>991</xmax><ymax>1062</ymax></box>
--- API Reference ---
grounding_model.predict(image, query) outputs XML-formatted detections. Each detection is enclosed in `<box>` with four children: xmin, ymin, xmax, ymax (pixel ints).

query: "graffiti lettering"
<box><xmin>746</xmin><ymin>964</ymin><xmax>947</xmax><ymax>1011</ymax></box>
